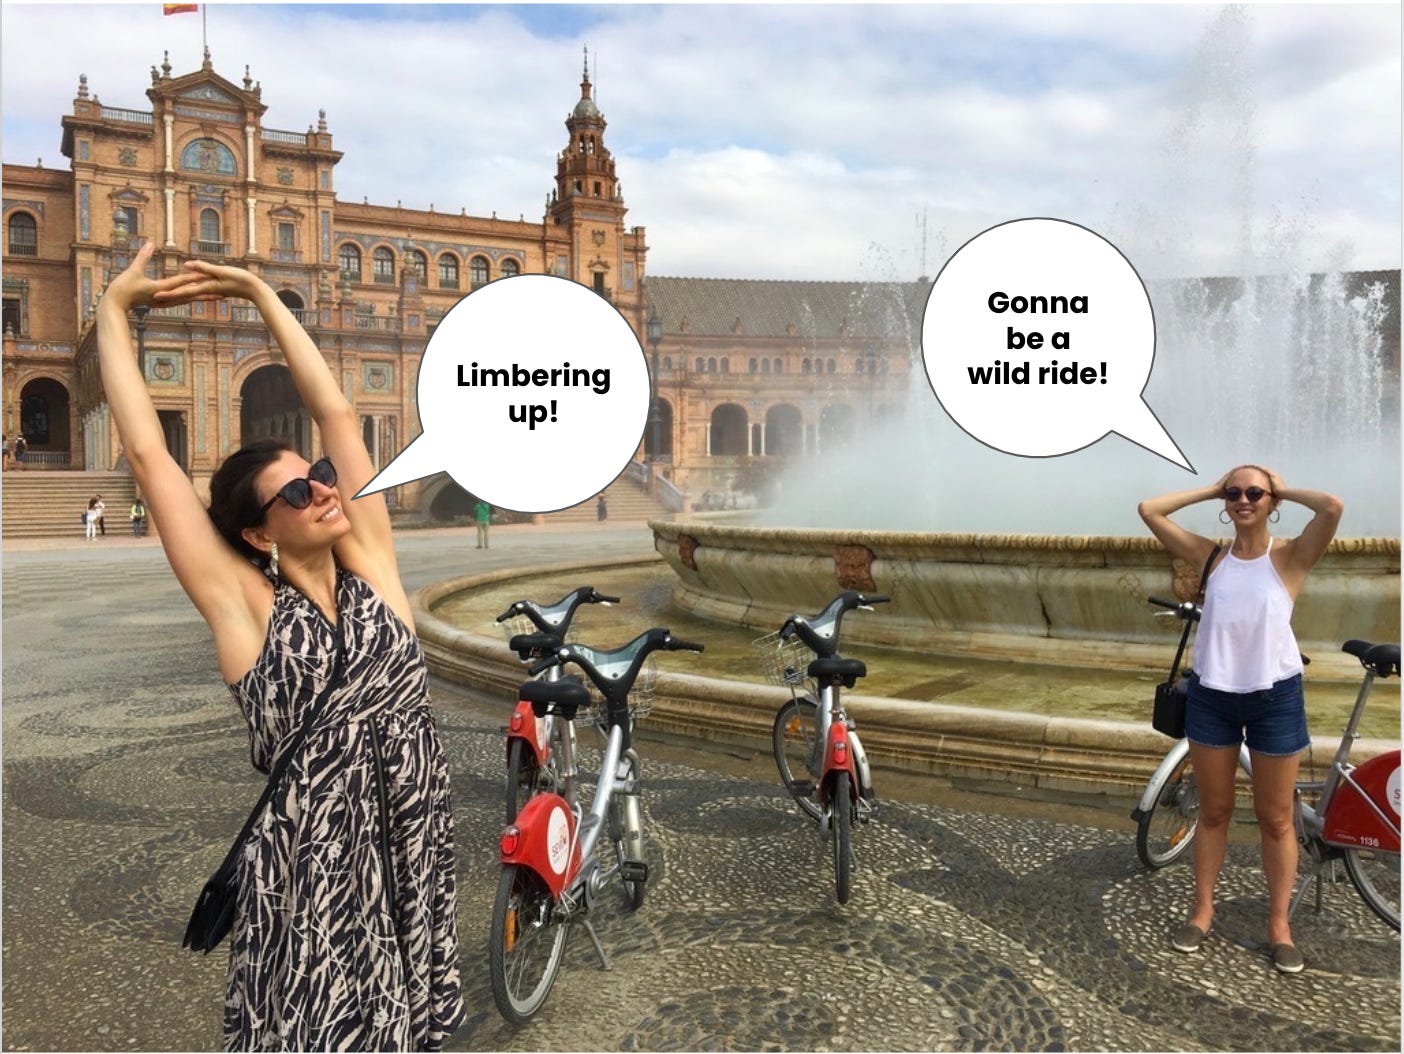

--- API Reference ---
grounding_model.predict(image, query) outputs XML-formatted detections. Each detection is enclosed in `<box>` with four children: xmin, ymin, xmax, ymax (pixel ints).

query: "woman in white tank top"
<box><xmin>1140</xmin><ymin>465</ymin><xmax>1342</xmax><ymax>974</ymax></box>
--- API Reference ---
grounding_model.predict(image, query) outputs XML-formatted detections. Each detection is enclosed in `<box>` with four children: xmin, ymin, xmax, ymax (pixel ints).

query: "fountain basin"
<box><xmin>651</xmin><ymin>517</ymin><xmax>1400</xmax><ymax>679</ymax></box>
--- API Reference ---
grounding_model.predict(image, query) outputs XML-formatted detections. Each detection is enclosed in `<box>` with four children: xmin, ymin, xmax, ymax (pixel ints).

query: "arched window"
<box><xmin>663</xmin><ymin>356</ymin><xmax>672</xmax><ymax>371</ymax></box>
<box><xmin>761</xmin><ymin>358</ymin><xmax>771</xmax><ymax>374</ymax></box>
<box><xmin>407</xmin><ymin>249</ymin><xmax>427</xmax><ymax>281</ymax></box>
<box><xmin>470</xmin><ymin>256</ymin><xmax>490</xmax><ymax>288</ymax></box>
<box><xmin>828</xmin><ymin>358</ymin><xmax>837</xmax><ymax>374</ymax></box>
<box><xmin>802</xmin><ymin>359</ymin><xmax>812</xmax><ymax>374</ymax></box>
<box><xmin>774</xmin><ymin>358</ymin><xmax>784</xmax><ymax>374</ymax></box>
<box><xmin>500</xmin><ymin>258</ymin><xmax>520</xmax><ymax>278</ymax></box>
<box><xmin>199</xmin><ymin>208</ymin><xmax>221</xmax><ymax>250</ymax></box>
<box><xmin>373</xmin><ymin>246</ymin><xmax>395</xmax><ymax>284</ymax></box>
<box><xmin>707</xmin><ymin>357</ymin><xmax>717</xmax><ymax>373</ymax></box>
<box><xmin>339</xmin><ymin>243</ymin><xmax>361</xmax><ymax>282</ymax></box>
<box><xmin>438</xmin><ymin>254</ymin><xmax>459</xmax><ymax>289</ymax></box>
<box><xmin>720</xmin><ymin>358</ymin><xmax>729</xmax><ymax>374</ymax></box>
<box><xmin>695</xmin><ymin>357</ymin><xmax>705</xmax><ymax>374</ymax></box>
<box><xmin>748</xmin><ymin>358</ymin><xmax>758</xmax><ymax>374</ymax></box>
<box><xmin>7</xmin><ymin>212</ymin><xmax>37</xmax><ymax>256</ymax></box>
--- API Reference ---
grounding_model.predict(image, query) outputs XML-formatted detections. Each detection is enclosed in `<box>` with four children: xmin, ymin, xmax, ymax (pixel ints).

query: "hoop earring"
<box><xmin>269</xmin><ymin>542</ymin><xmax>280</xmax><ymax>578</ymax></box>
<box><xmin>1218</xmin><ymin>510</ymin><xmax>1231</xmax><ymax>524</ymax></box>
<box><xmin>1269</xmin><ymin>508</ymin><xmax>1281</xmax><ymax>523</ymax></box>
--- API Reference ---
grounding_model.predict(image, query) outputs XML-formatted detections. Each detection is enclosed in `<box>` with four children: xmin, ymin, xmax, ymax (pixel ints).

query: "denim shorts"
<box><xmin>1185</xmin><ymin>671</ymin><xmax>1309</xmax><ymax>756</ymax></box>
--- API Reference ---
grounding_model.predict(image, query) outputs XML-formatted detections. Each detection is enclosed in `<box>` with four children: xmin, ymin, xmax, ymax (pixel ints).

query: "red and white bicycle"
<box><xmin>488</xmin><ymin>626</ymin><xmax>704</xmax><ymax>1023</ymax></box>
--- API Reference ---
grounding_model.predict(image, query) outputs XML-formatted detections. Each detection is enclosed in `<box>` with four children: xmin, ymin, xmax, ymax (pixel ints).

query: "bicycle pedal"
<box><xmin>620</xmin><ymin>861</ymin><xmax>649</xmax><ymax>883</ymax></box>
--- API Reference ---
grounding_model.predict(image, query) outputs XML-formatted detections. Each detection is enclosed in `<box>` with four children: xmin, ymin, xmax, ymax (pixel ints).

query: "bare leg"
<box><xmin>1249</xmin><ymin>750</ymin><xmax>1302</xmax><ymax>947</ymax></box>
<box><xmin>1186</xmin><ymin>741</ymin><xmax>1241</xmax><ymax>932</ymax></box>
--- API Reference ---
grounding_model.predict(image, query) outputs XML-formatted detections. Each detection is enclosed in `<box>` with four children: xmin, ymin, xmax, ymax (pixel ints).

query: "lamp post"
<box><xmin>646</xmin><ymin>306</ymin><xmax>663</xmax><ymax>470</ymax></box>
<box><xmin>134</xmin><ymin>305</ymin><xmax>149</xmax><ymax>381</ymax></box>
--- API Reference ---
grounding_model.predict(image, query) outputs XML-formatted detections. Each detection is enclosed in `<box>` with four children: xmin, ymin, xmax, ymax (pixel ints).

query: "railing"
<box><xmin>18</xmin><ymin>450</ymin><xmax>71</xmax><ymax>467</ymax></box>
<box><xmin>654</xmin><ymin>471</ymin><xmax>686</xmax><ymax>513</ymax></box>
<box><xmin>102</xmin><ymin>106</ymin><xmax>153</xmax><ymax>126</ymax></box>
<box><xmin>190</xmin><ymin>240</ymin><xmax>229</xmax><ymax>257</ymax></box>
<box><xmin>262</xmin><ymin>128</ymin><xmax>308</xmax><ymax>146</ymax></box>
<box><xmin>231</xmin><ymin>305</ymin><xmax>318</xmax><ymax>326</ymax></box>
<box><xmin>353</xmin><ymin>315</ymin><xmax>398</xmax><ymax>331</ymax></box>
<box><xmin>149</xmin><ymin>304</ymin><xmax>191</xmax><ymax>318</ymax></box>
<box><xmin>9</xmin><ymin>241</ymin><xmax>37</xmax><ymax>256</ymax></box>
<box><xmin>270</xmin><ymin>249</ymin><xmax>302</xmax><ymax>264</ymax></box>
<box><xmin>373</xmin><ymin>273</ymin><xmax>396</xmax><ymax>285</ymax></box>
<box><xmin>439</xmin><ymin>276</ymin><xmax>460</xmax><ymax>289</ymax></box>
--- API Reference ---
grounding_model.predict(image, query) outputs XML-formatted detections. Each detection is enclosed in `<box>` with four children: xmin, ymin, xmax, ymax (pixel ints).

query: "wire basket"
<box><xmin>498</xmin><ymin>613</ymin><xmax>538</xmax><ymax>648</ymax></box>
<box><xmin>752</xmin><ymin>630</ymin><xmax>811</xmax><ymax>691</ymax></box>
<box><xmin>585</xmin><ymin>653</ymin><xmax>658</xmax><ymax>724</ymax></box>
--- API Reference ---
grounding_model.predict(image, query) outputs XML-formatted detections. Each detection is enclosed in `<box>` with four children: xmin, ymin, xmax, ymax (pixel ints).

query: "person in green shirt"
<box><xmin>474</xmin><ymin>500</ymin><xmax>491</xmax><ymax>549</ymax></box>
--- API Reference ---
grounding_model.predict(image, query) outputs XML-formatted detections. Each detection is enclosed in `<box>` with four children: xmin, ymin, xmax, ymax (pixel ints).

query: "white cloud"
<box><xmin>1</xmin><ymin>3</ymin><xmax>1397</xmax><ymax>280</ymax></box>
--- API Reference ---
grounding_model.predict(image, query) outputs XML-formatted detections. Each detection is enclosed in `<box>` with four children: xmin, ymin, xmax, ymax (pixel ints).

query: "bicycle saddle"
<box><xmin>510</xmin><ymin>632</ymin><xmax>563</xmax><ymax>661</ymax></box>
<box><xmin>519</xmin><ymin>674</ymin><xmax>590</xmax><ymax>718</ymax></box>
<box><xmin>808</xmin><ymin>656</ymin><xmax>867</xmax><ymax>688</ymax></box>
<box><xmin>1343</xmin><ymin>639</ymin><xmax>1401</xmax><ymax>678</ymax></box>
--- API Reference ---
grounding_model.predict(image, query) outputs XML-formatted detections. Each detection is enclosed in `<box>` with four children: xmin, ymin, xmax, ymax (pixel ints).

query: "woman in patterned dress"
<box><xmin>97</xmin><ymin>242</ymin><xmax>464</xmax><ymax>1050</ymax></box>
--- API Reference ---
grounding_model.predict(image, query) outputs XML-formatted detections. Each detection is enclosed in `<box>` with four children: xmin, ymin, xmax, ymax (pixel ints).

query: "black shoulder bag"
<box><xmin>1151</xmin><ymin>545</ymin><xmax>1222</xmax><ymax>739</ymax></box>
<box><xmin>183</xmin><ymin>630</ymin><xmax>345</xmax><ymax>953</ymax></box>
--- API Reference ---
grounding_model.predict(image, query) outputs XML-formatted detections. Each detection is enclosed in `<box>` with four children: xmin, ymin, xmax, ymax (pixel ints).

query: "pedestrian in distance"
<box><xmin>85</xmin><ymin>496</ymin><xmax>101</xmax><ymax>541</ymax></box>
<box><xmin>596</xmin><ymin>494</ymin><xmax>608</xmax><ymax>522</ymax></box>
<box><xmin>1138</xmin><ymin>464</ymin><xmax>1342</xmax><ymax>974</ymax></box>
<box><xmin>95</xmin><ymin>494</ymin><xmax>107</xmax><ymax>536</ymax></box>
<box><xmin>96</xmin><ymin>241</ymin><xmax>463</xmax><ymax>1051</ymax></box>
<box><xmin>474</xmin><ymin>499</ymin><xmax>491</xmax><ymax>549</ymax></box>
<box><xmin>2</xmin><ymin>433</ymin><xmax>9</xmax><ymax>470</ymax></box>
<box><xmin>130</xmin><ymin>497</ymin><xmax>148</xmax><ymax>538</ymax></box>
<box><xmin>14</xmin><ymin>433</ymin><xmax>26</xmax><ymax>467</ymax></box>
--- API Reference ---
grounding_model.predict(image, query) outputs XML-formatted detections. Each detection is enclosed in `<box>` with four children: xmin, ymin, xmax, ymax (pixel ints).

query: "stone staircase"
<box><xmin>541</xmin><ymin>470</ymin><xmax>673</xmax><ymax>525</ymax></box>
<box><xmin>2</xmin><ymin>471</ymin><xmax>142</xmax><ymax>540</ymax></box>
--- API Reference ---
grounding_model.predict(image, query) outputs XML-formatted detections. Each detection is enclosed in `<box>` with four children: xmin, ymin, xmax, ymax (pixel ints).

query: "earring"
<box><xmin>269</xmin><ymin>541</ymin><xmax>280</xmax><ymax>578</ymax></box>
<box><xmin>1269</xmin><ymin>508</ymin><xmax>1281</xmax><ymax>523</ymax></box>
<box><xmin>1219</xmin><ymin>510</ymin><xmax>1231</xmax><ymax>524</ymax></box>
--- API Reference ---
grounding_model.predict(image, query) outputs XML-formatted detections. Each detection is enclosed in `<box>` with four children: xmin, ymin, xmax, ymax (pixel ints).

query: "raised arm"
<box><xmin>1265</xmin><ymin>468</ymin><xmax>1343</xmax><ymax>579</ymax></box>
<box><xmin>1137</xmin><ymin>472</ymin><xmax>1226</xmax><ymax>566</ymax></box>
<box><xmin>96</xmin><ymin>244</ymin><xmax>270</xmax><ymax>669</ymax></box>
<box><xmin>153</xmin><ymin>262</ymin><xmax>401</xmax><ymax>599</ymax></box>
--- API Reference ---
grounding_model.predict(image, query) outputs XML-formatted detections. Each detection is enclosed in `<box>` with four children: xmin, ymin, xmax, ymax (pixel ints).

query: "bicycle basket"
<box><xmin>752</xmin><ymin>630</ymin><xmax>811</xmax><ymax>689</ymax></box>
<box><xmin>586</xmin><ymin>653</ymin><xmax>658</xmax><ymax>724</ymax></box>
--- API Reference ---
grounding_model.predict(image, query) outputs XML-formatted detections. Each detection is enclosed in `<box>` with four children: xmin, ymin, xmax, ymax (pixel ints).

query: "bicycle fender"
<box><xmin>500</xmin><ymin>792</ymin><xmax>578</xmax><ymax>898</ymax></box>
<box><xmin>1135</xmin><ymin>739</ymin><xmax>1192</xmax><ymax>815</ymax></box>
<box><xmin>505</xmin><ymin>699</ymin><xmax>550</xmax><ymax>766</ymax></box>
<box><xmin>1323</xmin><ymin>749</ymin><xmax>1401</xmax><ymax>853</ymax></box>
<box><xmin>818</xmin><ymin>722</ymin><xmax>857</xmax><ymax>805</ymax></box>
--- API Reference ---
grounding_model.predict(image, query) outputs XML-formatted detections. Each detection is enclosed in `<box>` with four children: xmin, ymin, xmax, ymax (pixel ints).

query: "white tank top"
<box><xmin>1194</xmin><ymin>539</ymin><xmax>1303</xmax><ymax>692</ymax></box>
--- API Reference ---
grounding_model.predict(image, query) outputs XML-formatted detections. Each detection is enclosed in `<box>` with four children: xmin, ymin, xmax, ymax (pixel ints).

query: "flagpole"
<box><xmin>202</xmin><ymin>5</ymin><xmax>207</xmax><ymax>53</ymax></box>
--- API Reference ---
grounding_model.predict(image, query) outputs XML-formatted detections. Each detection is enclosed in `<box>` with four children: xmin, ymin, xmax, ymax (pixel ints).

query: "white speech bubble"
<box><xmin>921</xmin><ymin>218</ymin><xmax>1192</xmax><ymax>471</ymax></box>
<box><xmin>355</xmin><ymin>274</ymin><xmax>651</xmax><ymax>512</ymax></box>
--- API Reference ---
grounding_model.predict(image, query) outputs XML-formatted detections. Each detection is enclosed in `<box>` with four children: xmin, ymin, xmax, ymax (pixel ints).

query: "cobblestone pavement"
<box><xmin>3</xmin><ymin>527</ymin><xmax>1399</xmax><ymax>1051</ymax></box>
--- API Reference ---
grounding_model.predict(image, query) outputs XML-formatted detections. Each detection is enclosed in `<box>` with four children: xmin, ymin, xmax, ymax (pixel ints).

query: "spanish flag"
<box><xmin>163</xmin><ymin>4</ymin><xmax>198</xmax><ymax>14</ymax></box>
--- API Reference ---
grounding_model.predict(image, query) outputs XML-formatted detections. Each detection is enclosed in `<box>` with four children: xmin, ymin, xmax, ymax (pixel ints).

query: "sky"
<box><xmin>1</xmin><ymin>2</ymin><xmax>1399</xmax><ymax>282</ymax></box>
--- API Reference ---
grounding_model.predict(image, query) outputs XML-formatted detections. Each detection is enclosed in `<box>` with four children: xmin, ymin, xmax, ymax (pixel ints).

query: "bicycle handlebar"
<box><xmin>495</xmin><ymin>585</ymin><xmax>619</xmax><ymax>630</ymax></box>
<box><xmin>779</xmin><ymin>590</ymin><xmax>889</xmax><ymax>657</ymax></box>
<box><xmin>527</xmin><ymin>628</ymin><xmax>705</xmax><ymax>695</ymax></box>
<box><xmin>1147</xmin><ymin>596</ymin><xmax>1201</xmax><ymax>621</ymax></box>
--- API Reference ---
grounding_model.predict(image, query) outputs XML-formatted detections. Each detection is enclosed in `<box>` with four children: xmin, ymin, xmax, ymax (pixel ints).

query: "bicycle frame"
<box><xmin>499</xmin><ymin>718</ymin><xmax>633</xmax><ymax>900</ymax></box>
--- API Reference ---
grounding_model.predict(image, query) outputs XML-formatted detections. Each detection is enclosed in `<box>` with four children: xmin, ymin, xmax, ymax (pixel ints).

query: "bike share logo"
<box><xmin>547</xmin><ymin>806</ymin><xmax>571</xmax><ymax>874</ymax></box>
<box><xmin>1388</xmin><ymin>766</ymin><xmax>1401</xmax><ymax>817</ymax></box>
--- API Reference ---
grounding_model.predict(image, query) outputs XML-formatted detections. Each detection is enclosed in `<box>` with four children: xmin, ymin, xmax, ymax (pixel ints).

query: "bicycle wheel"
<box><xmin>505</xmin><ymin>738</ymin><xmax>541</xmax><ymax>825</ymax></box>
<box><xmin>773</xmin><ymin>695</ymin><xmax>822</xmax><ymax>822</ymax></box>
<box><xmin>488</xmin><ymin>864</ymin><xmax>568</xmax><ymax>1024</ymax></box>
<box><xmin>1136</xmin><ymin>755</ymin><xmax>1199</xmax><ymax>869</ymax></box>
<box><xmin>608</xmin><ymin>750</ymin><xmax>647</xmax><ymax>910</ymax></box>
<box><xmin>832</xmin><ymin>770</ymin><xmax>853</xmax><ymax>904</ymax></box>
<box><xmin>1343</xmin><ymin>847</ymin><xmax>1401</xmax><ymax>932</ymax></box>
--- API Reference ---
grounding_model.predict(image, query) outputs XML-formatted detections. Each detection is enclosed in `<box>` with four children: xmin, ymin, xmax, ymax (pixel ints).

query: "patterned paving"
<box><xmin>3</xmin><ymin>535</ymin><xmax>1399</xmax><ymax>1051</ymax></box>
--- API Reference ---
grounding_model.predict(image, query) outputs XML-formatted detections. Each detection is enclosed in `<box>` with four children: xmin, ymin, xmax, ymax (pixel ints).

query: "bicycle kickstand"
<box><xmin>581</xmin><ymin>917</ymin><xmax>612</xmax><ymax>971</ymax></box>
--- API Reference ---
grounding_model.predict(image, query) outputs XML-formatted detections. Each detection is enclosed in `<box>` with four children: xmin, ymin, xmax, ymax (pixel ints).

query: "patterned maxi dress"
<box><xmin>224</xmin><ymin>569</ymin><xmax>464</xmax><ymax>1051</ymax></box>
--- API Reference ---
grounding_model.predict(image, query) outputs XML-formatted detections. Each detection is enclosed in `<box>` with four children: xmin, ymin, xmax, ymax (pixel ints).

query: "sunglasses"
<box><xmin>1224</xmin><ymin>485</ymin><xmax>1270</xmax><ymax>503</ymax></box>
<box><xmin>260</xmin><ymin>458</ymin><xmax>337</xmax><ymax>516</ymax></box>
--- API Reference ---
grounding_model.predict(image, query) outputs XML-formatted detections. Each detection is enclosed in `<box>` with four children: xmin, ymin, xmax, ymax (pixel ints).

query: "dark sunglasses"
<box><xmin>1224</xmin><ymin>485</ymin><xmax>1270</xmax><ymax>503</ymax></box>
<box><xmin>260</xmin><ymin>458</ymin><xmax>337</xmax><ymax>516</ymax></box>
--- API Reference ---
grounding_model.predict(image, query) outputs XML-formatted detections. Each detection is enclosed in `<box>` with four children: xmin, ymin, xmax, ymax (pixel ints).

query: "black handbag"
<box><xmin>1151</xmin><ymin>545</ymin><xmax>1222</xmax><ymax>739</ymax></box>
<box><xmin>183</xmin><ymin>631</ymin><xmax>344</xmax><ymax>953</ymax></box>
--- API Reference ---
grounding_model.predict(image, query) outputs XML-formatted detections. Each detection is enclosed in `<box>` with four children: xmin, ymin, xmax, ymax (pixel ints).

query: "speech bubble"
<box><xmin>355</xmin><ymin>274</ymin><xmax>651</xmax><ymax>512</ymax></box>
<box><xmin>921</xmin><ymin>217</ymin><xmax>1192</xmax><ymax>471</ymax></box>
